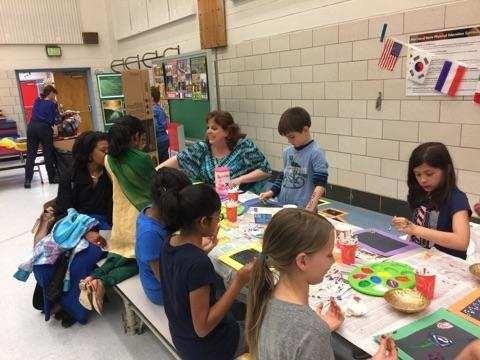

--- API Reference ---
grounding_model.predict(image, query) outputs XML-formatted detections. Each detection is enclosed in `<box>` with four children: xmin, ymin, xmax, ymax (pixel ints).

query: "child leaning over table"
<box><xmin>246</xmin><ymin>208</ymin><xmax>397</xmax><ymax>360</ymax></box>
<box><xmin>259</xmin><ymin>107</ymin><xmax>328</xmax><ymax>211</ymax></box>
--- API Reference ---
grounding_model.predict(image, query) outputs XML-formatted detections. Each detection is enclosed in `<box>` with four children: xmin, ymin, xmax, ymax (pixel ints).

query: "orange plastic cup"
<box><xmin>227</xmin><ymin>189</ymin><xmax>239</xmax><ymax>202</ymax></box>
<box><xmin>226</xmin><ymin>203</ymin><xmax>238</xmax><ymax>222</ymax></box>
<box><xmin>339</xmin><ymin>243</ymin><xmax>357</xmax><ymax>265</ymax></box>
<box><xmin>415</xmin><ymin>272</ymin><xmax>435</xmax><ymax>300</ymax></box>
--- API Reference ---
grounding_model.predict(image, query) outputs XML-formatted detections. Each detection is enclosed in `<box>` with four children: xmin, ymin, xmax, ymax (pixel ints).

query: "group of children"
<box><xmin>130</xmin><ymin>106</ymin><xmax>477</xmax><ymax>359</ymax></box>
<box><xmin>28</xmin><ymin>102</ymin><xmax>477</xmax><ymax>358</ymax></box>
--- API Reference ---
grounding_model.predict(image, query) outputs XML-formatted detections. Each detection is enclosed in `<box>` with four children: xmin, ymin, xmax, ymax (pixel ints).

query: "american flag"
<box><xmin>378</xmin><ymin>38</ymin><xmax>403</xmax><ymax>71</ymax></box>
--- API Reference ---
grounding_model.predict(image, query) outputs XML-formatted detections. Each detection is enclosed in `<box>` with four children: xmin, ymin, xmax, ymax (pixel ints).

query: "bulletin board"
<box><xmin>96</xmin><ymin>73</ymin><xmax>125</xmax><ymax>130</ymax></box>
<box><xmin>152</xmin><ymin>49</ymin><xmax>217</xmax><ymax>140</ymax></box>
<box><xmin>406</xmin><ymin>26</ymin><xmax>480</xmax><ymax>96</ymax></box>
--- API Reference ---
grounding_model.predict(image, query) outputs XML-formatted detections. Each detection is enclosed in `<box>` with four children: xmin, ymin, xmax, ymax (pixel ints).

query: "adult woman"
<box><xmin>159</xmin><ymin>111</ymin><xmax>271</xmax><ymax>193</ymax></box>
<box><xmin>32</xmin><ymin>131</ymin><xmax>112</xmax><ymax>327</ymax></box>
<box><xmin>55</xmin><ymin>131</ymin><xmax>112</xmax><ymax>229</ymax></box>
<box><xmin>24</xmin><ymin>85</ymin><xmax>61</xmax><ymax>188</ymax></box>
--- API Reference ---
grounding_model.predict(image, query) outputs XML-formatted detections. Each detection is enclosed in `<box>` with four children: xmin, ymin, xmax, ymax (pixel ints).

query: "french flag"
<box><xmin>434</xmin><ymin>60</ymin><xmax>467</xmax><ymax>96</ymax></box>
<box><xmin>474</xmin><ymin>76</ymin><xmax>480</xmax><ymax>105</ymax></box>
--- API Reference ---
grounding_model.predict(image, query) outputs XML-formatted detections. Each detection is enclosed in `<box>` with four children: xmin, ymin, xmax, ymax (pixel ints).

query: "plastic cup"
<box><xmin>415</xmin><ymin>271</ymin><xmax>436</xmax><ymax>300</ymax></box>
<box><xmin>339</xmin><ymin>242</ymin><xmax>357</xmax><ymax>265</ymax></box>
<box><xmin>226</xmin><ymin>201</ymin><xmax>238</xmax><ymax>222</ymax></box>
<box><xmin>228</xmin><ymin>187</ymin><xmax>239</xmax><ymax>202</ymax></box>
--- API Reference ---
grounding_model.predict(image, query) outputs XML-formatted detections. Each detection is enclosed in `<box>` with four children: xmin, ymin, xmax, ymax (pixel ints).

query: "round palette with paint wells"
<box><xmin>348</xmin><ymin>261</ymin><xmax>415</xmax><ymax>297</ymax></box>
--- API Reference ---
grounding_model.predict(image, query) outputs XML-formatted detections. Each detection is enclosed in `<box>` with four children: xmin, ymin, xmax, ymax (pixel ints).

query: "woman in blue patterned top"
<box><xmin>158</xmin><ymin>111</ymin><xmax>271</xmax><ymax>194</ymax></box>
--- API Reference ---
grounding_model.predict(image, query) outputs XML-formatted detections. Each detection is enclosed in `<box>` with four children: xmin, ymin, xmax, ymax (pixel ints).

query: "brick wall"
<box><xmin>215</xmin><ymin>0</ymin><xmax>480</xmax><ymax>208</ymax></box>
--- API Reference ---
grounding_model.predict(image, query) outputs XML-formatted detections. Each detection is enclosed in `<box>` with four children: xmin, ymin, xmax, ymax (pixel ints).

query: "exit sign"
<box><xmin>45</xmin><ymin>45</ymin><xmax>62</xmax><ymax>57</ymax></box>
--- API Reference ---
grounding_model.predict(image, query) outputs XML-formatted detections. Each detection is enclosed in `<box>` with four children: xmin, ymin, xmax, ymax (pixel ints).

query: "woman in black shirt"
<box><xmin>55</xmin><ymin>131</ymin><xmax>112</xmax><ymax>229</ymax></box>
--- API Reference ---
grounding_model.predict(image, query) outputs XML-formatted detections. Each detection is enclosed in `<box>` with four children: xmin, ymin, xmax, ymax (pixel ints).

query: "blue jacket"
<box><xmin>31</xmin><ymin>97</ymin><xmax>60</xmax><ymax>126</ymax></box>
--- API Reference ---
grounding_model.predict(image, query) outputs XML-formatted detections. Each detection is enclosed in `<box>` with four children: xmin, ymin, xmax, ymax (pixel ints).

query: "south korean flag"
<box><xmin>408</xmin><ymin>49</ymin><xmax>434</xmax><ymax>84</ymax></box>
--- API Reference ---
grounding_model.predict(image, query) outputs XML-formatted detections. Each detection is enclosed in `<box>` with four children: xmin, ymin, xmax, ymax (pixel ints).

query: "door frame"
<box><xmin>15</xmin><ymin>67</ymin><xmax>100</xmax><ymax>132</ymax></box>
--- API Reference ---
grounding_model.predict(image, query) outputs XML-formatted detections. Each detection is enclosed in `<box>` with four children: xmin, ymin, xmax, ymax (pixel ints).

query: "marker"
<box><xmin>380</xmin><ymin>23</ymin><xmax>388</xmax><ymax>42</ymax></box>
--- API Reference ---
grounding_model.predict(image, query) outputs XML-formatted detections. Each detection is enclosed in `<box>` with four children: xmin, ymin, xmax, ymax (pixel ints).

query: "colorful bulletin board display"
<box><xmin>152</xmin><ymin>64</ymin><xmax>171</xmax><ymax>121</ymax></box>
<box><xmin>219</xmin><ymin>243</ymin><xmax>262</xmax><ymax>271</ymax></box>
<box><xmin>386</xmin><ymin>309</ymin><xmax>480</xmax><ymax>360</ymax></box>
<box><xmin>97</xmin><ymin>73</ymin><xmax>124</xmax><ymax>99</ymax></box>
<box><xmin>177</xmin><ymin>58</ymin><xmax>192</xmax><ymax>99</ymax></box>
<box><xmin>449</xmin><ymin>288</ymin><xmax>480</xmax><ymax>326</ymax></box>
<box><xmin>164</xmin><ymin>60</ymin><xmax>179</xmax><ymax>99</ymax></box>
<box><xmin>190</xmin><ymin>56</ymin><xmax>209</xmax><ymax>100</ymax></box>
<box><xmin>348</xmin><ymin>261</ymin><xmax>415</xmax><ymax>297</ymax></box>
<box><xmin>353</xmin><ymin>229</ymin><xmax>419</xmax><ymax>257</ymax></box>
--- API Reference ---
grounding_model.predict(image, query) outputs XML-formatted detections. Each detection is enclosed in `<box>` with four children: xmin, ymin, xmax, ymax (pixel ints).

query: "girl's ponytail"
<box><xmin>245</xmin><ymin>208</ymin><xmax>334</xmax><ymax>358</ymax></box>
<box><xmin>246</xmin><ymin>254</ymin><xmax>275</xmax><ymax>358</ymax></box>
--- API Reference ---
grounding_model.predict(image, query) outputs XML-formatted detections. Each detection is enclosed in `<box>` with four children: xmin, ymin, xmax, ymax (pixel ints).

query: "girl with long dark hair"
<box><xmin>392</xmin><ymin>142</ymin><xmax>471</xmax><ymax>259</ymax></box>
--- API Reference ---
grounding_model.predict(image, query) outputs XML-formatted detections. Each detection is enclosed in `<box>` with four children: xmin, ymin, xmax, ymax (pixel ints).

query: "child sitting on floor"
<box><xmin>246</xmin><ymin>208</ymin><xmax>397</xmax><ymax>360</ymax></box>
<box><xmin>161</xmin><ymin>184</ymin><xmax>253</xmax><ymax>360</ymax></box>
<box><xmin>259</xmin><ymin>107</ymin><xmax>328</xmax><ymax>211</ymax></box>
<box><xmin>135</xmin><ymin>167</ymin><xmax>191</xmax><ymax>305</ymax></box>
<box><xmin>392</xmin><ymin>142</ymin><xmax>471</xmax><ymax>259</ymax></box>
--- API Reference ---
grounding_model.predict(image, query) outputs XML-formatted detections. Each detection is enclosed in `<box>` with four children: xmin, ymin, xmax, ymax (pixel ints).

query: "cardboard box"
<box><xmin>122</xmin><ymin>69</ymin><xmax>152</xmax><ymax>120</ymax></box>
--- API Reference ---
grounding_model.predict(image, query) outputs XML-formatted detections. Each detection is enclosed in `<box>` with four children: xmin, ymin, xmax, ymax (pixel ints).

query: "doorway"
<box><xmin>17</xmin><ymin>68</ymin><xmax>96</xmax><ymax>133</ymax></box>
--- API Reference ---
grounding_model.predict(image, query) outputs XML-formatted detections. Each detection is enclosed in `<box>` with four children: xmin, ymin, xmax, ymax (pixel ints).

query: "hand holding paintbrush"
<box><xmin>391</xmin><ymin>216</ymin><xmax>417</xmax><ymax>235</ymax></box>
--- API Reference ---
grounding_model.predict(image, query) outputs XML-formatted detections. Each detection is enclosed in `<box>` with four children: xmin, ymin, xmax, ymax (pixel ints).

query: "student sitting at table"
<box><xmin>135</xmin><ymin>167</ymin><xmax>191</xmax><ymax>305</ymax></box>
<box><xmin>246</xmin><ymin>208</ymin><xmax>397</xmax><ymax>360</ymax></box>
<box><xmin>79</xmin><ymin>116</ymin><xmax>155</xmax><ymax>313</ymax></box>
<box><xmin>160</xmin><ymin>184</ymin><xmax>253</xmax><ymax>360</ymax></box>
<box><xmin>392</xmin><ymin>142</ymin><xmax>471</xmax><ymax>260</ymax></box>
<box><xmin>259</xmin><ymin>107</ymin><xmax>328</xmax><ymax>211</ymax></box>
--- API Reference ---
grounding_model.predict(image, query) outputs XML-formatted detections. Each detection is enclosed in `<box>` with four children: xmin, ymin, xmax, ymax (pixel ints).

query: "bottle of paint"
<box><xmin>215</xmin><ymin>166</ymin><xmax>230</xmax><ymax>200</ymax></box>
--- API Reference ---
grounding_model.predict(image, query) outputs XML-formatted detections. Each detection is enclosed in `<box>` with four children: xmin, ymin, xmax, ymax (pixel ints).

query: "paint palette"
<box><xmin>348</xmin><ymin>261</ymin><xmax>415</xmax><ymax>297</ymax></box>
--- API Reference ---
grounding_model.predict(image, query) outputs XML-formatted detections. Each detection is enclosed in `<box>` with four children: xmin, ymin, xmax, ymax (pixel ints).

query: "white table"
<box><xmin>209</xmin><ymin>194</ymin><xmax>479</xmax><ymax>356</ymax></box>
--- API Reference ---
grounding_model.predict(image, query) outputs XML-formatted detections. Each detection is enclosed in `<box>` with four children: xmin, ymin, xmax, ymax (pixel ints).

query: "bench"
<box><xmin>113</xmin><ymin>275</ymin><xmax>180</xmax><ymax>359</ymax></box>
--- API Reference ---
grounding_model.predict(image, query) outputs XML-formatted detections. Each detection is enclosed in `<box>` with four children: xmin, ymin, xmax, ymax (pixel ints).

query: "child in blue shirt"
<box><xmin>135</xmin><ymin>167</ymin><xmax>191</xmax><ymax>305</ymax></box>
<box><xmin>161</xmin><ymin>184</ymin><xmax>253</xmax><ymax>360</ymax></box>
<box><xmin>260</xmin><ymin>107</ymin><xmax>329</xmax><ymax>210</ymax></box>
<box><xmin>392</xmin><ymin>142</ymin><xmax>471</xmax><ymax>259</ymax></box>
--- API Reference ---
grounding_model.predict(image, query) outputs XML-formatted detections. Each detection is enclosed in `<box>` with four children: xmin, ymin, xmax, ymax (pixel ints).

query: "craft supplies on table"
<box><xmin>353</xmin><ymin>229</ymin><xmax>419</xmax><ymax>257</ymax></box>
<box><xmin>386</xmin><ymin>309</ymin><xmax>480</xmax><ymax>360</ymax></box>
<box><xmin>348</xmin><ymin>261</ymin><xmax>416</xmax><ymax>297</ymax></box>
<box><xmin>449</xmin><ymin>288</ymin><xmax>480</xmax><ymax>326</ymax></box>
